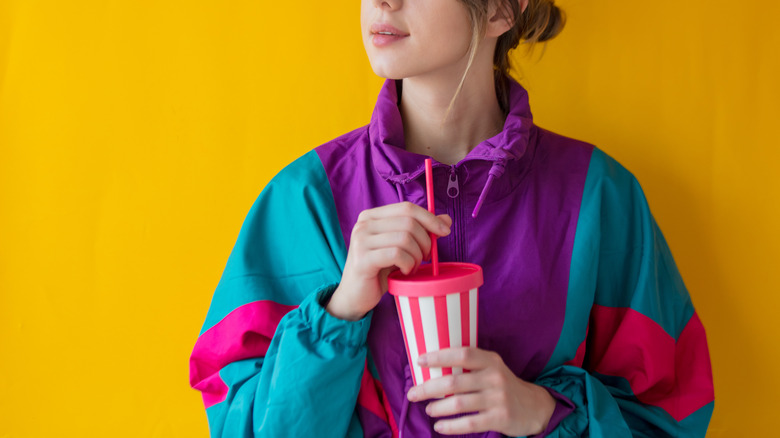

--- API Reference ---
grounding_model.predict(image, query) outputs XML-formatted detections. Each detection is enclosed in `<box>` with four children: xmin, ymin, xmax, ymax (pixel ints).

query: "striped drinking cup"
<box><xmin>387</xmin><ymin>262</ymin><xmax>484</xmax><ymax>387</ymax></box>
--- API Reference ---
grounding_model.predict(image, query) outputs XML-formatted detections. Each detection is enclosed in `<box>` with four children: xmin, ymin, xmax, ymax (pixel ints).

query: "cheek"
<box><xmin>359</xmin><ymin>1</ymin><xmax>373</xmax><ymax>37</ymax></box>
<box><xmin>358</xmin><ymin>10</ymin><xmax>367</xmax><ymax>36</ymax></box>
<box><xmin>420</xmin><ymin>12</ymin><xmax>473</xmax><ymax>58</ymax></box>
<box><xmin>359</xmin><ymin>14</ymin><xmax>371</xmax><ymax>52</ymax></box>
<box><xmin>418</xmin><ymin>30</ymin><xmax>471</xmax><ymax>64</ymax></box>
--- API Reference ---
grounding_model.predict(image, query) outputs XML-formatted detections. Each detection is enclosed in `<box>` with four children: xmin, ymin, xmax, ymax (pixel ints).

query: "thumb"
<box><xmin>437</xmin><ymin>214</ymin><xmax>453</xmax><ymax>227</ymax></box>
<box><xmin>379</xmin><ymin>267</ymin><xmax>392</xmax><ymax>293</ymax></box>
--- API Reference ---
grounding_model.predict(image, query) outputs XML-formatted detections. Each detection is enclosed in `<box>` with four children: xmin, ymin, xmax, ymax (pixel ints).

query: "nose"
<box><xmin>372</xmin><ymin>0</ymin><xmax>400</xmax><ymax>10</ymax></box>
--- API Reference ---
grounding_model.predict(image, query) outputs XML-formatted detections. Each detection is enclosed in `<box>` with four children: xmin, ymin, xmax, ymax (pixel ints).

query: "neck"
<box><xmin>399</xmin><ymin>48</ymin><xmax>506</xmax><ymax>165</ymax></box>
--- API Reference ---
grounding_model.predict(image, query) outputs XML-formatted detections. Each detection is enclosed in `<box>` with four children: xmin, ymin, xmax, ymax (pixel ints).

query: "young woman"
<box><xmin>190</xmin><ymin>0</ymin><xmax>715</xmax><ymax>436</ymax></box>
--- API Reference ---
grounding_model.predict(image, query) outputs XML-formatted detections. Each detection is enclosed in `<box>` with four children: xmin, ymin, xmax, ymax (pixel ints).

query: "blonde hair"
<box><xmin>442</xmin><ymin>0</ymin><xmax>565</xmax><ymax>123</ymax></box>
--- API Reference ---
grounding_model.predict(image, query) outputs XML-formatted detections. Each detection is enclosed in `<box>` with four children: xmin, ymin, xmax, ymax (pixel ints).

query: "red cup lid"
<box><xmin>387</xmin><ymin>262</ymin><xmax>483</xmax><ymax>297</ymax></box>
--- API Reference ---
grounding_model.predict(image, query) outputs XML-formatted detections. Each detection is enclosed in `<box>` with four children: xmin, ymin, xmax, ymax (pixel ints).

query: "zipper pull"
<box><xmin>447</xmin><ymin>167</ymin><xmax>459</xmax><ymax>198</ymax></box>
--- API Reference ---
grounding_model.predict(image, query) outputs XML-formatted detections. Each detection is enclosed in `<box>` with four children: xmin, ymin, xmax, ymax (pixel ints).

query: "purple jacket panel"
<box><xmin>315</xmin><ymin>76</ymin><xmax>593</xmax><ymax>438</ymax></box>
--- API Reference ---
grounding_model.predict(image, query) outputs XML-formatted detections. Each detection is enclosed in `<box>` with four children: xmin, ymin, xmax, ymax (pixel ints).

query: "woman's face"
<box><xmin>361</xmin><ymin>0</ymin><xmax>475</xmax><ymax>80</ymax></box>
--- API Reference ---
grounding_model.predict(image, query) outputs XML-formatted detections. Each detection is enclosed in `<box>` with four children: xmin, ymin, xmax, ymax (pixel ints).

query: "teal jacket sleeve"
<box><xmin>532</xmin><ymin>148</ymin><xmax>715</xmax><ymax>437</ymax></box>
<box><xmin>188</xmin><ymin>150</ymin><xmax>369</xmax><ymax>437</ymax></box>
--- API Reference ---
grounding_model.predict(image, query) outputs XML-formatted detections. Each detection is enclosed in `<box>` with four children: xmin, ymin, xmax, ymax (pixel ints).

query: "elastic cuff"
<box><xmin>297</xmin><ymin>282</ymin><xmax>373</xmax><ymax>348</ymax></box>
<box><xmin>528</xmin><ymin>386</ymin><xmax>576</xmax><ymax>438</ymax></box>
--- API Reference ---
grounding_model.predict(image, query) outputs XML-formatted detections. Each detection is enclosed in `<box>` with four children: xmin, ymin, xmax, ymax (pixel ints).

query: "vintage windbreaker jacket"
<box><xmin>189</xmin><ymin>74</ymin><xmax>715</xmax><ymax>437</ymax></box>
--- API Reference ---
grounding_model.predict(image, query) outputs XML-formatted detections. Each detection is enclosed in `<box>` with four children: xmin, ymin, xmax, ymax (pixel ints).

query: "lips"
<box><xmin>370</xmin><ymin>22</ymin><xmax>410</xmax><ymax>37</ymax></box>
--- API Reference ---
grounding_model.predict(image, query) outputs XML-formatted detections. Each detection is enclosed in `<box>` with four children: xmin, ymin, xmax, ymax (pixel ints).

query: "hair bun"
<box><xmin>524</xmin><ymin>0</ymin><xmax>566</xmax><ymax>43</ymax></box>
<box><xmin>538</xmin><ymin>1</ymin><xmax>565</xmax><ymax>42</ymax></box>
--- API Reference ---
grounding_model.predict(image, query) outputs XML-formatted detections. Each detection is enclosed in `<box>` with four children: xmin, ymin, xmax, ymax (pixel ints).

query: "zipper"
<box><xmin>447</xmin><ymin>167</ymin><xmax>460</xmax><ymax>198</ymax></box>
<box><xmin>447</xmin><ymin>166</ymin><xmax>465</xmax><ymax>263</ymax></box>
<box><xmin>395</xmin><ymin>156</ymin><xmax>501</xmax><ymax>185</ymax></box>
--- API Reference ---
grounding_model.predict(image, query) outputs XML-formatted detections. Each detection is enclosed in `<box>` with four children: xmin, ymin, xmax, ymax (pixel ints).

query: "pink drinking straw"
<box><xmin>424</xmin><ymin>159</ymin><xmax>439</xmax><ymax>276</ymax></box>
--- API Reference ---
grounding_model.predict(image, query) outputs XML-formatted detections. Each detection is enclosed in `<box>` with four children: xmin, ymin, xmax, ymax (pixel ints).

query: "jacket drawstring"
<box><xmin>393</xmin><ymin>158</ymin><xmax>508</xmax><ymax>218</ymax></box>
<box><xmin>472</xmin><ymin>158</ymin><xmax>507</xmax><ymax>218</ymax></box>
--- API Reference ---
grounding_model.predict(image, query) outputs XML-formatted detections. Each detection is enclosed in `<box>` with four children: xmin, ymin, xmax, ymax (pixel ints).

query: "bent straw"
<box><xmin>425</xmin><ymin>158</ymin><xmax>439</xmax><ymax>276</ymax></box>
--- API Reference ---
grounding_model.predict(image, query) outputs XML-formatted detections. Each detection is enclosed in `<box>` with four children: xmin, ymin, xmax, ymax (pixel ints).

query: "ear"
<box><xmin>485</xmin><ymin>0</ymin><xmax>529</xmax><ymax>38</ymax></box>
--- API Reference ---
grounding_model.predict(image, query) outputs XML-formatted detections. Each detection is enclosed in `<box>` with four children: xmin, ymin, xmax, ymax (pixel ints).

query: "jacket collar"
<box><xmin>368</xmin><ymin>73</ymin><xmax>534</xmax><ymax>184</ymax></box>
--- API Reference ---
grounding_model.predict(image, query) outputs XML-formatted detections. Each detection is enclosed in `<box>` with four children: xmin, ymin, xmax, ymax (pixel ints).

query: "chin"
<box><xmin>367</xmin><ymin>59</ymin><xmax>412</xmax><ymax>81</ymax></box>
<box><xmin>369</xmin><ymin>66</ymin><xmax>404</xmax><ymax>80</ymax></box>
<box><xmin>372</xmin><ymin>70</ymin><xmax>405</xmax><ymax>80</ymax></box>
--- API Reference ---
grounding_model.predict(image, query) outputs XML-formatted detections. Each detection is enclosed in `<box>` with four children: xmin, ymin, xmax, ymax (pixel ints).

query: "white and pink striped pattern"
<box><xmin>395</xmin><ymin>288</ymin><xmax>479</xmax><ymax>386</ymax></box>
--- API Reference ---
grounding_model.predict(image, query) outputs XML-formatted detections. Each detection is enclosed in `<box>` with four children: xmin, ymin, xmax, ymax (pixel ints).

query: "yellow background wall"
<box><xmin>1</xmin><ymin>0</ymin><xmax>777</xmax><ymax>435</ymax></box>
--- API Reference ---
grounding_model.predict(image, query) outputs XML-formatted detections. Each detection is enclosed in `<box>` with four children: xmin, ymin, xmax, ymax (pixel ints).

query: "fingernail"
<box><xmin>407</xmin><ymin>389</ymin><xmax>417</xmax><ymax>401</ymax></box>
<box><xmin>418</xmin><ymin>355</ymin><xmax>428</xmax><ymax>366</ymax></box>
<box><xmin>434</xmin><ymin>422</ymin><xmax>443</xmax><ymax>432</ymax></box>
<box><xmin>440</xmin><ymin>224</ymin><xmax>450</xmax><ymax>235</ymax></box>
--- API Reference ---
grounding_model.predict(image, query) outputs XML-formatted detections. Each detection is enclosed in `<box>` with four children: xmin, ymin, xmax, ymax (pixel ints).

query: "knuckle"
<box><xmin>452</xmin><ymin>396</ymin><xmax>464</xmax><ymax>410</ymax></box>
<box><xmin>401</xmin><ymin>233</ymin><xmax>415</xmax><ymax>248</ymax></box>
<box><xmin>492</xmin><ymin>371</ymin><xmax>507</xmax><ymax>386</ymax></box>
<box><xmin>422</xmin><ymin>237</ymin><xmax>432</xmax><ymax>254</ymax></box>
<box><xmin>444</xmin><ymin>375</ymin><xmax>458</xmax><ymax>393</ymax></box>
<box><xmin>402</xmin><ymin>201</ymin><xmax>416</xmax><ymax>213</ymax></box>
<box><xmin>389</xmin><ymin>247</ymin><xmax>403</xmax><ymax>259</ymax></box>
<box><xmin>401</xmin><ymin>216</ymin><xmax>416</xmax><ymax>231</ymax></box>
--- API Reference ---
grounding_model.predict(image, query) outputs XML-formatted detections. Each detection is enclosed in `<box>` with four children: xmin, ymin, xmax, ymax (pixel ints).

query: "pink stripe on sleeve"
<box><xmin>357</xmin><ymin>361</ymin><xmax>399</xmax><ymax>437</ymax></box>
<box><xmin>587</xmin><ymin>306</ymin><xmax>714</xmax><ymax>421</ymax></box>
<box><xmin>193</xmin><ymin>372</ymin><xmax>229</xmax><ymax>409</ymax></box>
<box><xmin>670</xmin><ymin>312</ymin><xmax>714</xmax><ymax>420</ymax></box>
<box><xmin>189</xmin><ymin>300</ymin><xmax>297</xmax><ymax>408</ymax></box>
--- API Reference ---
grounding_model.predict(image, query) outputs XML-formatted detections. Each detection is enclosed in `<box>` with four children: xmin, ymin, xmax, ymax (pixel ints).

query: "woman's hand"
<box><xmin>326</xmin><ymin>202</ymin><xmax>452</xmax><ymax>321</ymax></box>
<box><xmin>406</xmin><ymin>347</ymin><xmax>557</xmax><ymax>436</ymax></box>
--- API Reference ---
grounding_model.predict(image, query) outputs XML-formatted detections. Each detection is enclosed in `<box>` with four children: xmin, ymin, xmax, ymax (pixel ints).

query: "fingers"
<box><xmin>431</xmin><ymin>412</ymin><xmax>497</xmax><ymax>435</ymax></box>
<box><xmin>407</xmin><ymin>371</ymin><xmax>483</xmax><ymax>402</ymax></box>
<box><xmin>437</xmin><ymin>213</ymin><xmax>453</xmax><ymax>228</ymax></box>
<box><xmin>358</xmin><ymin>202</ymin><xmax>451</xmax><ymax>236</ymax></box>
<box><xmin>336</xmin><ymin>203</ymin><xmax>451</xmax><ymax>319</ymax></box>
<box><xmin>364</xmin><ymin>217</ymin><xmax>434</xmax><ymax>261</ymax></box>
<box><xmin>352</xmin><ymin>202</ymin><xmax>452</xmax><ymax>275</ymax></box>
<box><xmin>365</xmin><ymin>244</ymin><xmax>419</xmax><ymax>276</ymax></box>
<box><xmin>419</xmin><ymin>347</ymin><xmax>500</xmax><ymax>371</ymax></box>
<box><xmin>426</xmin><ymin>392</ymin><xmax>484</xmax><ymax>418</ymax></box>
